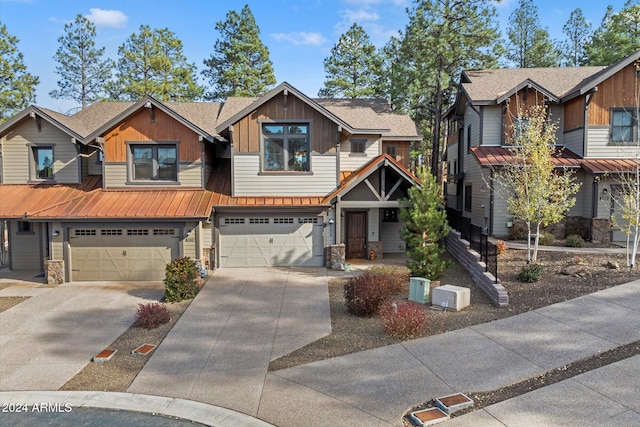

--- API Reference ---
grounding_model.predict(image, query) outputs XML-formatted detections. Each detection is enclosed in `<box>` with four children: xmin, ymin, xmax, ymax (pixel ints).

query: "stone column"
<box><xmin>329</xmin><ymin>244</ymin><xmax>346</xmax><ymax>270</ymax></box>
<box><xmin>45</xmin><ymin>260</ymin><xmax>65</xmax><ymax>285</ymax></box>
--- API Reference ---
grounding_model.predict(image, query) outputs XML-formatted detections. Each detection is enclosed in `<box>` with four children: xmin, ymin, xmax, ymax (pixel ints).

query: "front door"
<box><xmin>346</xmin><ymin>212</ymin><xmax>367</xmax><ymax>258</ymax></box>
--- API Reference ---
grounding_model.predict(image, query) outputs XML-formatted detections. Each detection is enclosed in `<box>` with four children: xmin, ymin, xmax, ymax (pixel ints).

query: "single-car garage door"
<box><xmin>219</xmin><ymin>215</ymin><xmax>324</xmax><ymax>267</ymax></box>
<box><xmin>69</xmin><ymin>227</ymin><xmax>179</xmax><ymax>281</ymax></box>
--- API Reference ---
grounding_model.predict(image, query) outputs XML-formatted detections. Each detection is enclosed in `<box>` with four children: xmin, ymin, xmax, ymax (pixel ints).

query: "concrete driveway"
<box><xmin>128</xmin><ymin>267</ymin><xmax>331</xmax><ymax>416</ymax></box>
<box><xmin>0</xmin><ymin>276</ymin><xmax>164</xmax><ymax>391</ymax></box>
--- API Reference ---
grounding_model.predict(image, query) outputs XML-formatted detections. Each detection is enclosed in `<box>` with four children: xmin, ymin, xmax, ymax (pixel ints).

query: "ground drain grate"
<box><xmin>132</xmin><ymin>344</ymin><xmax>157</xmax><ymax>356</ymax></box>
<box><xmin>409</xmin><ymin>407</ymin><xmax>449</xmax><ymax>426</ymax></box>
<box><xmin>92</xmin><ymin>349</ymin><xmax>117</xmax><ymax>363</ymax></box>
<box><xmin>436</xmin><ymin>393</ymin><xmax>474</xmax><ymax>415</ymax></box>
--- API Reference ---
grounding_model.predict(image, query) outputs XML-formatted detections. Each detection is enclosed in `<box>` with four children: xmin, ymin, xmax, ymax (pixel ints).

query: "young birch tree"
<box><xmin>610</xmin><ymin>170</ymin><xmax>640</xmax><ymax>269</ymax></box>
<box><xmin>494</xmin><ymin>105</ymin><xmax>580</xmax><ymax>263</ymax></box>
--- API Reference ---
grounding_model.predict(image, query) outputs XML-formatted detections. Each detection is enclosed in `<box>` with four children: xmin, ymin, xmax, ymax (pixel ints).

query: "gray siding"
<box><xmin>482</xmin><ymin>106</ymin><xmax>502</xmax><ymax>145</ymax></box>
<box><xmin>50</xmin><ymin>221</ymin><xmax>63</xmax><ymax>260</ymax></box>
<box><xmin>182</xmin><ymin>222</ymin><xmax>197</xmax><ymax>258</ymax></box>
<box><xmin>568</xmin><ymin>170</ymin><xmax>586</xmax><ymax>217</ymax></box>
<box><xmin>87</xmin><ymin>149</ymin><xmax>102</xmax><ymax>175</ymax></box>
<box><xmin>201</xmin><ymin>222</ymin><xmax>213</xmax><ymax>249</ymax></box>
<box><xmin>564</xmin><ymin>129</ymin><xmax>584</xmax><ymax>156</ymax></box>
<box><xmin>234</xmin><ymin>154</ymin><xmax>337</xmax><ymax>196</ymax></box>
<box><xmin>586</xmin><ymin>127</ymin><xmax>639</xmax><ymax>158</ymax></box>
<box><xmin>3</xmin><ymin>119</ymin><xmax>79</xmax><ymax>184</ymax></box>
<box><xmin>368</xmin><ymin>208</ymin><xmax>380</xmax><ymax>242</ymax></box>
<box><xmin>463</xmin><ymin>154</ymin><xmax>491</xmax><ymax>228</ymax></box>
<box><xmin>103</xmin><ymin>161</ymin><xmax>202</xmax><ymax>187</ymax></box>
<box><xmin>464</xmin><ymin>106</ymin><xmax>480</xmax><ymax>147</ymax></box>
<box><xmin>10</xmin><ymin>221</ymin><xmax>42</xmax><ymax>270</ymax></box>
<box><xmin>380</xmin><ymin>216</ymin><xmax>405</xmax><ymax>253</ymax></box>
<box><xmin>492</xmin><ymin>189</ymin><xmax>510</xmax><ymax>238</ymax></box>
<box><xmin>549</xmin><ymin>105</ymin><xmax>564</xmax><ymax>145</ymax></box>
<box><xmin>340</xmin><ymin>136</ymin><xmax>380</xmax><ymax>171</ymax></box>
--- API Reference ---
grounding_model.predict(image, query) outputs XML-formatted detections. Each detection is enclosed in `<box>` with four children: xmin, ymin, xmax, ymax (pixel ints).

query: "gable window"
<box><xmin>350</xmin><ymin>139</ymin><xmax>367</xmax><ymax>155</ymax></box>
<box><xmin>33</xmin><ymin>146</ymin><xmax>54</xmax><ymax>180</ymax></box>
<box><xmin>464</xmin><ymin>184</ymin><xmax>472</xmax><ymax>212</ymax></box>
<box><xmin>130</xmin><ymin>144</ymin><xmax>177</xmax><ymax>181</ymax></box>
<box><xmin>611</xmin><ymin>110</ymin><xmax>635</xmax><ymax>143</ymax></box>
<box><xmin>262</xmin><ymin>124</ymin><xmax>309</xmax><ymax>172</ymax></box>
<box><xmin>513</xmin><ymin>118</ymin><xmax>530</xmax><ymax>142</ymax></box>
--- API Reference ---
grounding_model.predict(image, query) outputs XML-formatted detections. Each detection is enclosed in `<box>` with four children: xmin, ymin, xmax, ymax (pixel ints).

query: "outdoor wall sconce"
<box><xmin>600</xmin><ymin>188</ymin><xmax>610</xmax><ymax>201</ymax></box>
<box><xmin>52</xmin><ymin>230</ymin><xmax>60</xmax><ymax>236</ymax></box>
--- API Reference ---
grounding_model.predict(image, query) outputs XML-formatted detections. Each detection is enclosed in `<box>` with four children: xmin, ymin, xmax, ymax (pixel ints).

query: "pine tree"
<box><xmin>0</xmin><ymin>24</ymin><xmax>39</xmax><ymax>123</ymax></box>
<box><xmin>318</xmin><ymin>23</ymin><xmax>382</xmax><ymax>99</ymax></box>
<box><xmin>108</xmin><ymin>25</ymin><xmax>203</xmax><ymax>101</ymax></box>
<box><xmin>399</xmin><ymin>167</ymin><xmax>451</xmax><ymax>279</ymax></box>
<box><xmin>202</xmin><ymin>5</ymin><xmax>275</xmax><ymax>100</ymax></box>
<box><xmin>506</xmin><ymin>0</ymin><xmax>560</xmax><ymax>67</ymax></box>
<box><xmin>585</xmin><ymin>0</ymin><xmax>640</xmax><ymax>65</ymax></box>
<box><xmin>559</xmin><ymin>9</ymin><xmax>592</xmax><ymax>67</ymax></box>
<box><xmin>50</xmin><ymin>14</ymin><xmax>113</xmax><ymax>109</ymax></box>
<box><xmin>401</xmin><ymin>0</ymin><xmax>503</xmax><ymax>181</ymax></box>
<box><xmin>376</xmin><ymin>36</ymin><xmax>409</xmax><ymax>111</ymax></box>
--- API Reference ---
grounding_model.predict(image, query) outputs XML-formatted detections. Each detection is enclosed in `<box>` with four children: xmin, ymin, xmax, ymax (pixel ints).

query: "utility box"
<box><xmin>431</xmin><ymin>285</ymin><xmax>470</xmax><ymax>311</ymax></box>
<box><xmin>409</xmin><ymin>277</ymin><xmax>430</xmax><ymax>304</ymax></box>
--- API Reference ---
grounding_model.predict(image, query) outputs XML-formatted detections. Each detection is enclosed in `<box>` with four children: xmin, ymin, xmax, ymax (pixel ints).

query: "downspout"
<box><xmin>489</xmin><ymin>170</ymin><xmax>494</xmax><ymax>235</ymax></box>
<box><xmin>336</xmin><ymin>126</ymin><xmax>342</xmax><ymax>187</ymax></box>
<box><xmin>229</xmin><ymin>125</ymin><xmax>235</xmax><ymax>197</ymax></box>
<box><xmin>583</xmin><ymin>87</ymin><xmax>597</xmax><ymax>156</ymax></box>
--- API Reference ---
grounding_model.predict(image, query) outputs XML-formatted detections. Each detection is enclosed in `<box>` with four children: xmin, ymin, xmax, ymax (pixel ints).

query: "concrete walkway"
<box><xmin>128</xmin><ymin>267</ymin><xmax>331</xmax><ymax>416</ymax></box>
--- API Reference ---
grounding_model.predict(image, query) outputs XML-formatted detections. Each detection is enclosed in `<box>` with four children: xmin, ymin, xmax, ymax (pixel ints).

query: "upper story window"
<box><xmin>611</xmin><ymin>110</ymin><xmax>635</xmax><ymax>143</ymax></box>
<box><xmin>466</xmin><ymin>125</ymin><xmax>471</xmax><ymax>153</ymax></box>
<box><xmin>262</xmin><ymin>124</ymin><xmax>309</xmax><ymax>172</ymax></box>
<box><xmin>385</xmin><ymin>145</ymin><xmax>398</xmax><ymax>159</ymax></box>
<box><xmin>33</xmin><ymin>146</ymin><xmax>54</xmax><ymax>180</ymax></box>
<box><xmin>512</xmin><ymin>118</ymin><xmax>530</xmax><ymax>142</ymax></box>
<box><xmin>351</xmin><ymin>139</ymin><xmax>367</xmax><ymax>155</ymax></box>
<box><xmin>131</xmin><ymin>144</ymin><xmax>177</xmax><ymax>181</ymax></box>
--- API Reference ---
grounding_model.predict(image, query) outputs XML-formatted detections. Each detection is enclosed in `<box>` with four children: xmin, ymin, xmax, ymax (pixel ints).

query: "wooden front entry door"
<box><xmin>346</xmin><ymin>212</ymin><xmax>367</xmax><ymax>258</ymax></box>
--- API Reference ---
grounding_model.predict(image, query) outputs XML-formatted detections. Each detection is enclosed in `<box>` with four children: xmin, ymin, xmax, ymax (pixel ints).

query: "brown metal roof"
<box><xmin>581</xmin><ymin>159</ymin><xmax>640</xmax><ymax>174</ymax></box>
<box><xmin>471</xmin><ymin>146</ymin><xmax>582</xmax><ymax>168</ymax></box>
<box><xmin>207</xmin><ymin>161</ymin><xmax>329</xmax><ymax>208</ymax></box>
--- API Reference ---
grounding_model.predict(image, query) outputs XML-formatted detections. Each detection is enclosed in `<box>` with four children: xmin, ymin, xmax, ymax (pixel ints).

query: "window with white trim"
<box><xmin>262</xmin><ymin>124</ymin><xmax>309</xmax><ymax>171</ymax></box>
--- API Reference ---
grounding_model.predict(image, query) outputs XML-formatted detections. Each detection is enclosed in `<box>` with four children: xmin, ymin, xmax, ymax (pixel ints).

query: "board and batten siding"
<box><xmin>103</xmin><ymin>161</ymin><xmax>202</xmax><ymax>187</ymax></box>
<box><xmin>585</xmin><ymin>127</ymin><xmax>639</xmax><ymax>158</ymax></box>
<box><xmin>380</xmin><ymin>216</ymin><xmax>405</xmax><ymax>253</ymax></box>
<box><xmin>10</xmin><ymin>221</ymin><xmax>42</xmax><ymax>270</ymax></box>
<box><xmin>3</xmin><ymin>119</ymin><xmax>80</xmax><ymax>184</ymax></box>
<box><xmin>233</xmin><ymin>154</ymin><xmax>337</xmax><ymax>196</ymax></box>
<box><xmin>564</xmin><ymin>129</ymin><xmax>584</xmax><ymax>156</ymax></box>
<box><xmin>481</xmin><ymin>106</ymin><xmax>502</xmax><ymax>145</ymax></box>
<box><xmin>340</xmin><ymin>136</ymin><xmax>380</xmax><ymax>171</ymax></box>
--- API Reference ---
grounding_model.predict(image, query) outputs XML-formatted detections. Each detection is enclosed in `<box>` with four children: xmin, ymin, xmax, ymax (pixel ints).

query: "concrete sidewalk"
<box><xmin>257</xmin><ymin>279</ymin><xmax>640</xmax><ymax>426</ymax></box>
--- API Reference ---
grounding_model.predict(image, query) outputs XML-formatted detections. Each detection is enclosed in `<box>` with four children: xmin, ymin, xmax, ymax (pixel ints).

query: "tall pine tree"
<box><xmin>108</xmin><ymin>25</ymin><xmax>203</xmax><ymax>102</ymax></box>
<box><xmin>318</xmin><ymin>23</ymin><xmax>382</xmax><ymax>99</ymax></box>
<box><xmin>50</xmin><ymin>14</ymin><xmax>113</xmax><ymax>109</ymax></box>
<box><xmin>202</xmin><ymin>5</ymin><xmax>275</xmax><ymax>100</ymax></box>
<box><xmin>506</xmin><ymin>0</ymin><xmax>560</xmax><ymax>68</ymax></box>
<box><xmin>585</xmin><ymin>0</ymin><xmax>640</xmax><ymax>65</ymax></box>
<box><xmin>0</xmin><ymin>24</ymin><xmax>39</xmax><ymax>123</ymax></box>
<box><xmin>559</xmin><ymin>9</ymin><xmax>592</xmax><ymax>67</ymax></box>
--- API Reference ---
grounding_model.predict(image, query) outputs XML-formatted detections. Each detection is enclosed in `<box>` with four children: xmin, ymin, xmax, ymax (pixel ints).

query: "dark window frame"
<box><xmin>261</xmin><ymin>123</ymin><xmax>311</xmax><ymax>172</ymax></box>
<box><xmin>466</xmin><ymin>125</ymin><xmax>471</xmax><ymax>153</ymax></box>
<box><xmin>31</xmin><ymin>145</ymin><xmax>55</xmax><ymax>181</ymax></box>
<box><xmin>17</xmin><ymin>221</ymin><xmax>33</xmax><ymax>234</ymax></box>
<box><xmin>464</xmin><ymin>184</ymin><xmax>472</xmax><ymax>212</ymax></box>
<box><xmin>382</xmin><ymin>208</ymin><xmax>399</xmax><ymax>222</ymax></box>
<box><xmin>611</xmin><ymin>108</ymin><xmax>637</xmax><ymax>144</ymax></box>
<box><xmin>128</xmin><ymin>142</ymin><xmax>178</xmax><ymax>181</ymax></box>
<box><xmin>350</xmin><ymin>139</ymin><xmax>367</xmax><ymax>156</ymax></box>
<box><xmin>385</xmin><ymin>144</ymin><xmax>398</xmax><ymax>159</ymax></box>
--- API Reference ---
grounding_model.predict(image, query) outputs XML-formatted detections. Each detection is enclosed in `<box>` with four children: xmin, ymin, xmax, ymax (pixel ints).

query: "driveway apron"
<box><xmin>128</xmin><ymin>267</ymin><xmax>331</xmax><ymax>416</ymax></box>
<box><xmin>0</xmin><ymin>281</ymin><xmax>164</xmax><ymax>391</ymax></box>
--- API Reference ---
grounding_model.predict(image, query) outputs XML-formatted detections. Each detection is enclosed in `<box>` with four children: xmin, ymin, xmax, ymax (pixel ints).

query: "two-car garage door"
<box><xmin>219</xmin><ymin>215</ymin><xmax>324</xmax><ymax>267</ymax></box>
<box><xmin>69</xmin><ymin>227</ymin><xmax>179</xmax><ymax>281</ymax></box>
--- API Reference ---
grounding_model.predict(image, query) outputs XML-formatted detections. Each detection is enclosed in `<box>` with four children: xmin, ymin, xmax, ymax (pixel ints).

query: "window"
<box><xmin>383</xmin><ymin>208</ymin><xmax>399</xmax><ymax>222</ymax></box>
<box><xmin>101</xmin><ymin>229</ymin><xmax>122</xmax><ymax>236</ymax></box>
<box><xmin>127</xmin><ymin>229</ymin><xmax>149</xmax><ymax>236</ymax></box>
<box><xmin>464</xmin><ymin>185</ymin><xmax>472</xmax><ymax>212</ymax></box>
<box><xmin>249</xmin><ymin>218</ymin><xmax>269</xmax><ymax>224</ymax></box>
<box><xmin>612</xmin><ymin>110</ymin><xmax>635</xmax><ymax>143</ymax></box>
<box><xmin>385</xmin><ymin>145</ymin><xmax>398</xmax><ymax>159</ymax></box>
<box><xmin>466</xmin><ymin>125</ymin><xmax>471</xmax><ymax>153</ymax></box>
<box><xmin>17</xmin><ymin>221</ymin><xmax>32</xmax><ymax>233</ymax></box>
<box><xmin>263</xmin><ymin>124</ymin><xmax>309</xmax><ymax>171</ymax></box>
<box><xmin>224</xmin><ymin>218</ymin><xmax>245</xmax><ymax>225</ymax></box>
<box><xmin>351</xmin><ymin>139</ymin><xmax>367</xmax><ymax>155</ymax></box>
<box><xmin>74</xmin><ymin>229</ymin><xmax>96</xmax><ymax>236</ymax></box>
<box><xmin>273</xmin><ymin>218</ymin><xmax>294</xmax><ymax>224</ymax></box>
<box><xmin>33</xmin><ymin>146</ymin><xmax>54</xmax><ymax>180</ymax></box>
<box><xmin>153</xmin><ymin>229</ymin><xmax>175</xmax><ymax>235</ymax></box>
<box><xmin>512</xmin><ymin>118</ymin><xmax>529</xmax><ymax>142</ymax></box>
<box><xmin>131</xmin><ymin>144</ymin><xmax>177</xmax><ymax>181</ymax></box>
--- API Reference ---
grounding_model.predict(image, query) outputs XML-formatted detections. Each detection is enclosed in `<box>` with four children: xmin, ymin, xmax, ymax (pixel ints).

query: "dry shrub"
<box><xmin>379</xmin><ymin>301</ymin><xmax>428</xmax><ymax>339</ymax></box>
<box><xmin>134</xmin><ymin>302</ymin><xmax>170</xmax><ymax>329</ymax></box>
<box><xmin>343</xmin><ymin>265</ymin><xmax>410</xmax><ymax>316</ymax></box>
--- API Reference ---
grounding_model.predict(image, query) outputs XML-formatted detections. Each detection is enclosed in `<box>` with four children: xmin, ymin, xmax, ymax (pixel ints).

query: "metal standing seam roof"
<box><xmin>581</xmin><ymin>158</ymin><xmax>640</xmax><ymax>174</ymax></box>
<box><xmin>471</xmin><ymin>146</ymin><xmax>583</xmax><ymax>168</ymax></box>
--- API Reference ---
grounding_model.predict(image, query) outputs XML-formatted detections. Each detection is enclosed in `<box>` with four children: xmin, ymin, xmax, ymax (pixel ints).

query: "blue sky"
<box><xmin>0</xmin><ymin>0</ymin><xmax>629</xmax><ymax>114</ymax></box>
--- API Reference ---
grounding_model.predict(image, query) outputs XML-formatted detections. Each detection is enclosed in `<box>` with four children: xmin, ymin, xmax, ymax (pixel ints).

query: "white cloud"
<box><xmin>85</xmin><ymin>8</ymin><xmax>128</xmax><ymax>28</ymax></box>
<box><xmin>341</xmin><ymin>8</ymin><xmax>380</xmax><ymax>23</ymax></box>
<box><xmin>272</xmin><ymin>32</ymin><xmax>327</xmax><ymax>46</ymax></box>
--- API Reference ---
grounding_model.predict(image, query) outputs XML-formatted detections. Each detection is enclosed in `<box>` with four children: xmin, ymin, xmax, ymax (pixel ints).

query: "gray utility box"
<box><xmin>409</xmin><ymin>277</ymin><xmax>430</xmax><ymax>304</ymax></box>
<box><xmin>431</xmin><ymin>285</ymin><xmax>470</xmax><ymax>311</ymax></box>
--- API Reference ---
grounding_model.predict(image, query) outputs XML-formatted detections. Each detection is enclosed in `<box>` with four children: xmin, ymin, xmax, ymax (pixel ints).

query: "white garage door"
<box><xmin>220</xmin><ymin>216</ymin><xmax>324</xmax><ymax>267</ymax></box>
<box><xmin>69</xmin><ymin>227</ymin><xmax>179</xmax><ymax>281</ymax></box>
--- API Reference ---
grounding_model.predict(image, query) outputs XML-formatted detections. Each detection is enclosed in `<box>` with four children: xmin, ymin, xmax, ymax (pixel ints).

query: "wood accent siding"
<box><xmin>382</xmin><ymin>141</ymin><xmax>410</xmax><ymax>168</ymax></box>
<box><xmin>588</xmin><ymin>64</ymin><xmax>639</xmax><ymax>126</ymax></box>
<box><xmin>504</xmin><ymin>88</ymin><xmax>548</xmax><ymax>142</ymax></box>
<box><xmin>340</xmin><ymin>135</ymin><xmax>380</xmax><ymax>171</ymax></box>
<box><xmin>564</xmin><ymin>96</ymin><xmax>584</xmax><ymax>131</ymax></box>
<box><xmin>232</xmin><ymin>92</ymin><xmax>338</xmax><ymax>154</ymax></box>
<box><xmin>233</xmin><ymin>154</ymin><xmax>336</xmax><ymax>196</ymax></box>
<box><xmin>3</xmin><ymin>118</ymin><xmax>80</xmax><ymax>184</ymax></box>
<box><xmin>103</xmin><ymin>108</ymin><xmax>202</xmax><ymax>162</ymax></box>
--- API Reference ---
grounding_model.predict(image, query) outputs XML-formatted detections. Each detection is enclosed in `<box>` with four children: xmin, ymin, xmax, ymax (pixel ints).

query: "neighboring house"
<box><xmin>444</xmin><ymin>50</ymin><xmax>640</xmax><ymax>243</ymax></box>
<box><xmin>0</xmin><ymin>82</ymin><xmax>420</xmax><ymax>281</ymax></box>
